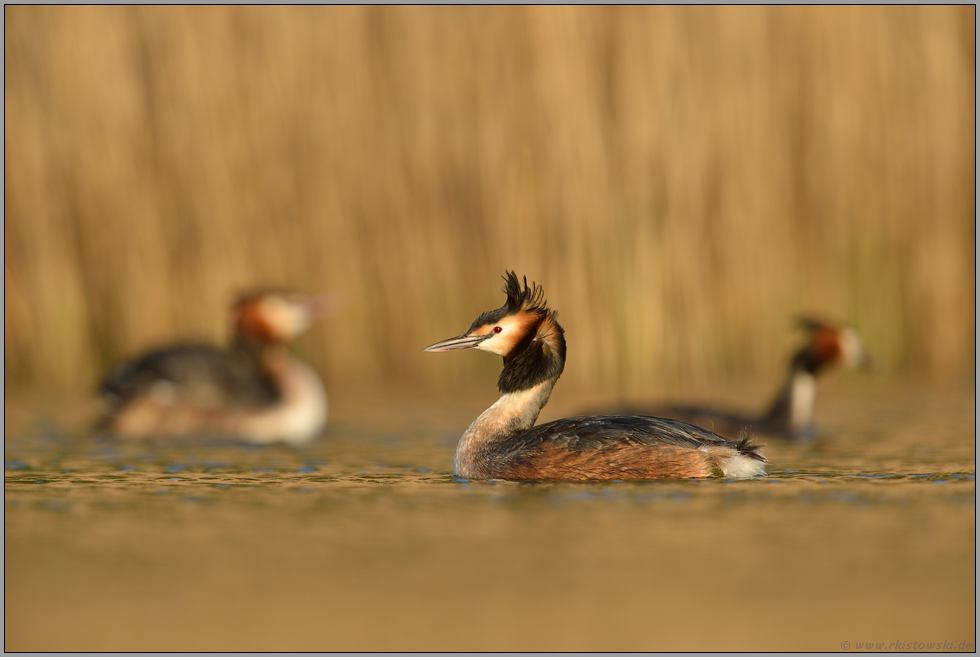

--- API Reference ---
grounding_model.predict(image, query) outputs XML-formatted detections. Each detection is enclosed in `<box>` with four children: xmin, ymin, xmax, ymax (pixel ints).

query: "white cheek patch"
<box><xmin>474</xmin><ymin>315</ymin><xmax>530</xmax><ymax>356</ymax></box>
<box><xmin>838</xmin><ymin>328</ymin><xmax>863</xmax><ymax>368</ymax></box>
<box><xmin>260</xmin><ymin>297</ymin><xmax>312</xmax><ymax>342</ymax></box>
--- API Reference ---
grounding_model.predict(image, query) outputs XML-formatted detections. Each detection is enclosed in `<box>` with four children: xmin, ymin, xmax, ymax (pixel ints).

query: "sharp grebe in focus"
<box><xmin>607</xmin><ymin>318</ymin><xmax>872</xmax><ymax>440</ymax></box>
<box><xmin>424</xmin><ymin>272</ymin><xmax>767</xmax><ymax>481</ymax></box>
<box><xmin>97</xmin><ymin>290</ymin><xmax>331</xmax><ymax>445</ymax></box>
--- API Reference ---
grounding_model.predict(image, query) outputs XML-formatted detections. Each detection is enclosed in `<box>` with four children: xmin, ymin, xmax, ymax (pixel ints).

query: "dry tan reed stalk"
<box><xmin>4</xmin><ymin>5</ymin><xmax>975</xmax><ymax>401</ymax></box>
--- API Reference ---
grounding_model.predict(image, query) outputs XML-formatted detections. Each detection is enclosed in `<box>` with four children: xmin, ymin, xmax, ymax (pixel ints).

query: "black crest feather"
<box><xmin>502</xmin><ymin>271</ymin><xmax>548</xmax><ymax>315</ymax></box>
<box><xmin>467</xmin><ymin>271</ymin><xmax>552</xmax><ymax>334</ymax></box>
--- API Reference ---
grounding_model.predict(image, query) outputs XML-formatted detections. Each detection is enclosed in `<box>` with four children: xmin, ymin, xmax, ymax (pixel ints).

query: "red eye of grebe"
<box><xmin>493</xmin><ymin>326</ymin><xmax>502</xmax><ymax>334</ymax></box>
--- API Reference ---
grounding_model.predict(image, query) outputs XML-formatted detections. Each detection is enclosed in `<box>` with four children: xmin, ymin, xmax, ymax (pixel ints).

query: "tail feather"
<box><xmin>93</xmin><ymin>361</ymin><xmax>142</xmax><ymax>434</ymax></box>
<box><xmin>702</xmin><ymin>433</ymin><xmax>768</xmax><ymax>479</ymax></box>
<box><xmin>734</xmin><ymin>436</ymin><xmax>768</xmax><ymax>463</ymax></box>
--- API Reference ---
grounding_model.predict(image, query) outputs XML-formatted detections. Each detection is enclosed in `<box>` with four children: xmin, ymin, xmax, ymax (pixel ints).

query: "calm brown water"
<box><xmin>4</xmin><ymin>380</ymin><xmax>976</xmax><ymax>651</ymax></box>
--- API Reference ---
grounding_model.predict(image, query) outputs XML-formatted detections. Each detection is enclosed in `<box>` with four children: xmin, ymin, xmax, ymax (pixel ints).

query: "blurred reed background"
<box><xmin>4</xmin><ymin>6</ymin><xmax>975</xmax><ymax>406</ymax></box>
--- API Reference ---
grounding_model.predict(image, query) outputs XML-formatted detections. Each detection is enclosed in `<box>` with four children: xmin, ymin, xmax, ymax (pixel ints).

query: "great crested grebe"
<box><xmin>425</xmin><ymin>272</ymin><xmax>767</xmax><ymax>481</ymax></box>
<box><xmin>97</xmin><ymin>290</ymin><xmax>331</xmax><ymax>445</ymax></box>
<box><xmin>603</xmin><ymin>318</ymin><xmax>872</xmax><ymax>440</ymax></box>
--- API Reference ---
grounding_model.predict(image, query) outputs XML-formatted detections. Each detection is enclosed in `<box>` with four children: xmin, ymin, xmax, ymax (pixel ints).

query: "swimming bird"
<box><xmin>97</xmin><ymin>290</ymin><xmax>331</xmax><ymax>445</ymax></box>
<box><xmin>424</xmin><ymin>272</ymin><xmax>767</xmax><ymax>481</ymax></box>
<box><xmin>602</xmin><ymin>317</ymin><xmax>872</xmax><ymax>440</ymax></box>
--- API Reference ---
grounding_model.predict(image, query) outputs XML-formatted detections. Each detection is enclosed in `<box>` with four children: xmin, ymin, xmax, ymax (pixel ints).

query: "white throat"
<box><xmin>454</xmin><ymin>378</ymin><xmax>556</xmax><ymax>478</ymax></box>
<box><xmin>236</xmin><ymin>348</ymin><xmax>327</xmax><ymax>445</ymax></box>
<box><xmin>788</xmin><ymin>370</ymin><xmax>817</xmax><ymax>429</ymax></box>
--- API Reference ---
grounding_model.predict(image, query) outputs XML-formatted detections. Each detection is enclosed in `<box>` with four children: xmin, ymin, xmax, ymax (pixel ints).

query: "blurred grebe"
<box><xmin>97</xmin><ymin>290</ymin><xmax>331</xmax><ymax>445</ymax></box>
<box><xmin>604</xmin><ymin>318</ymin><xmax>871</xmax><ymax>440</ymax></box>
<box><xmin>424</xmin><ymin>272</ymin><xmax>767</xmax><ymax>481</ymax></box>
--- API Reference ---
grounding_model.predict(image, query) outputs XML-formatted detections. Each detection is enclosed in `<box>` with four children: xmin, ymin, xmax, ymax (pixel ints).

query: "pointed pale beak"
<box><xmin>424</xmin><ymin>333</ymin><xmax>489</xmax><ymax>352</ymax></box>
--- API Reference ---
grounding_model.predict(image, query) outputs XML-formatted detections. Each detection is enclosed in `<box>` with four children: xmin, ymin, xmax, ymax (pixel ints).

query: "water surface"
<box><xmin>4</xmin><ymin>381</ymin><xmax>975</xmax><ymax>651</ymax></box>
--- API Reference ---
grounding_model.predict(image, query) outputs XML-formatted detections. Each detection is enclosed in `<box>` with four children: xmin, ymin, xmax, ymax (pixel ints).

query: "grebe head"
<box><xmin>795</xmin><ymin>317</ymin><xmax>872</xmax><ymax>374</ymax></box>
<box><xmin>424</xmin><ymin>272</ymin><xmax>566</xmax><ymax>392</ymax></box>
<box><xmin>233</xmin><ymin>290</ymin><xmax>335</xmax><ymax>345</ymax></box>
